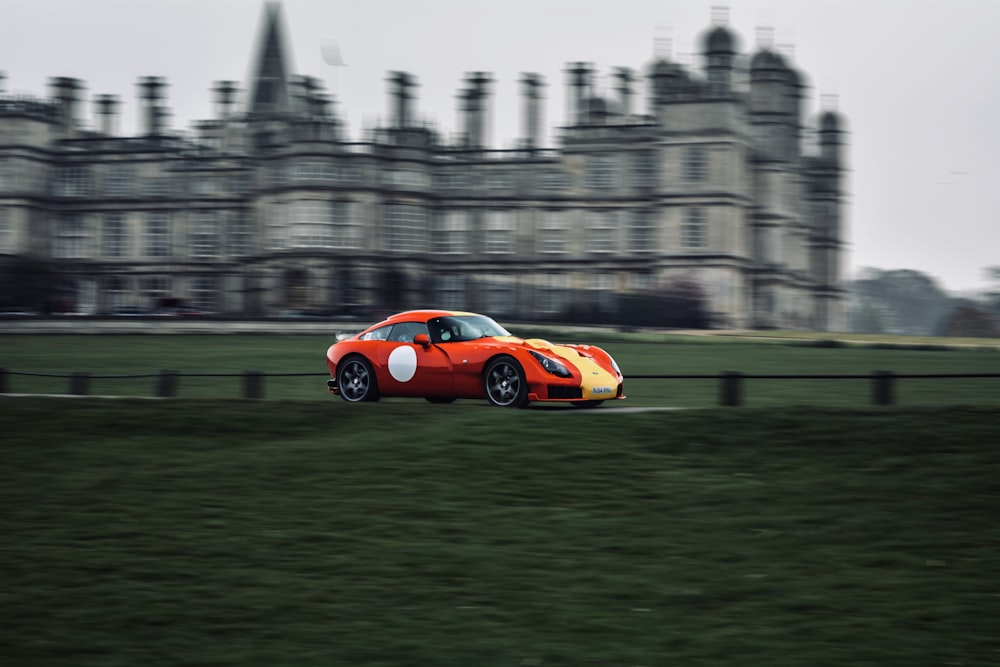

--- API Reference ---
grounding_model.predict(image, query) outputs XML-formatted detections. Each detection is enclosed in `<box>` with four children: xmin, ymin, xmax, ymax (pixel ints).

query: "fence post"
<box><xmin>720</xmin><ymin>371</ymin><xmax>743</xmax><ymax>407</ymax></box>
<box><xmin>156</xmin><ymin>370</ymin><xmax>178</xmax><ymax>398</ymax></box>
<box><xmin>243</xmin><ymin>370</ymin><xmax>264</xmax><ymax>400</ymax></box>
<box><xmin>69</xmin><ymin>372</ymin><xmax>90</xmax><ymax>396</ymax></box>
<box><xmin>0</xmin><ymin>368</ymin><xmax>7</xmax><ymax>394</ymax></box>
<box><xmin>871</xmin><ymin>370</ymin><xmax>895</xmax><ymax>406</ymax></box>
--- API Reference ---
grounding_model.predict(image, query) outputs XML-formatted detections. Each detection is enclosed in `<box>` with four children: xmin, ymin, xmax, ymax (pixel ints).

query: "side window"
<box><xmin>360</xmin><ymin>325</ymin><xmax>392</xmax><ymax>341</ymax></box>
<box><xmin>387</xmin><ymin>322</ymin><xmax>427</xmax><ymax>343</ymax></box>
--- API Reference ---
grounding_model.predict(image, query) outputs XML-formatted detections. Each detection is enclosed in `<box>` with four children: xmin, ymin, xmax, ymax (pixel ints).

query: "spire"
<box><xmin>248</xmin><ymin>2</ymin><xmax>292</xmax><ymax>116</ymax></box>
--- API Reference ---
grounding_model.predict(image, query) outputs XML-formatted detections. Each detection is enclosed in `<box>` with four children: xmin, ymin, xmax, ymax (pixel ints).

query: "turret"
<box><xmin>137</xmin><ymin>76</ymin><xmax>168</xmax><ymax>136</ymax></box>
<box><xmin>49</xmin><ymin>77</ymin><xmax>84</xmax><ymax>131</ymax></box>
<box><xmin>520</xmin><ymin>73</ymin><xmax>544</xmax><ymax>149</ymax></box>
<box><xmin>702</xmin><ymin>25</ymin><xmax>737</xmax><ymax>96</ymax></box>
<box><xmin>94</xmin><ymin>94</ymin><xmax>120</xmax><ymax>135</ymax></box>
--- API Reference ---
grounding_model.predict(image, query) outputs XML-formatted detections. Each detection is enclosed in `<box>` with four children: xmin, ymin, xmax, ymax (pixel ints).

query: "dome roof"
<box><xmin>703</xmin><ymin>26</ymin><xmax>737</xmax><ymax>54</ymax></box>
<box><xmin>650</xmin><ymin>58</ymin><xmax>677</xmax><ymax>76</ymax></box>
<box><xmin>820</xmin><ymin>111</ymin><xmax>842</xmax><ymax>132</ymax></box>
<box><xmin>750</xmin><ymin>49</ymin><xmax>786</xmax><ymax>71</ymax></box>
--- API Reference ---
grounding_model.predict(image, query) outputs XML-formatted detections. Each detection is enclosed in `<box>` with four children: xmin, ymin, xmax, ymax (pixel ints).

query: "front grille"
<box><xmin>616</xmin><ymin>383</ymin><xmax>624</xmax><ymax>398</ymax></box>
<box><xmin>548</xmin><ymin>385</ymin><xmax>583</xmax><ymax>399</ymax></box>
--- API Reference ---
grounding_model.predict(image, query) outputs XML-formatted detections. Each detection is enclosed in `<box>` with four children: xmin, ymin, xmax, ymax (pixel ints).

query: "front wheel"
<box><xmin>337</xmin><ymin>356</ymin><xmax>380</xmax><ymax>403</ymax></box>
<box><xmin>484</xmin><ymin>356</ymin><xmax>529</xmax><ymax>408</ymax></box>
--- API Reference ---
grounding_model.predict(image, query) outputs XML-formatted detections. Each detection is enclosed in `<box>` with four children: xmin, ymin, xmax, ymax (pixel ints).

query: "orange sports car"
<box><xmin>325</xmin><ymin>310</ymin><xmax>625</xmax><ymax>408</ymax></box>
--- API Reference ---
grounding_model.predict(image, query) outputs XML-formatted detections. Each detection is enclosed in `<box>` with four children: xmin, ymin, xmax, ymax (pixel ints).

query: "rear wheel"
<box><xmin>484</xmin><ymin>356</ymin><xmax>529</xmax><ymax>408</ymax></box>
<box><xmin>337</xmin><ymin>356</ymin><xmax>380</xmax><ymax>403</ymax></box>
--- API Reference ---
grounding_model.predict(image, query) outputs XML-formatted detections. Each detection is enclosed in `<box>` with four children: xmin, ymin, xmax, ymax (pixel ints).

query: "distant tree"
<box><xmin>984</xmin><ymin>266</ymin><xmax>1000</xmax><ymax>322</ymax></box>
<box><xmin>849</xmin><ymin>268</ymin><xmax>954</xmax><ymax>335</ymax></box>
<box><xmin>936</xmin><ymin>304</ymin><xmax>999</xmax><ymax>338</ymax></box>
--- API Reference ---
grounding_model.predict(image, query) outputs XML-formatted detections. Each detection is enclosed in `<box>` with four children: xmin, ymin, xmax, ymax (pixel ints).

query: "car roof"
<box><xmin>376</xmin><ymin>310</ymin><xmax>478</xmax><ymax>326</ymax></box>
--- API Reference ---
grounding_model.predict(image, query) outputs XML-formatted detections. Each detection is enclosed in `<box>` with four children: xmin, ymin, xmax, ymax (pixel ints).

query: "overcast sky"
<box><xmin>3</xmin><ymin>0</ymin><xmax>998</xmax><ymax>293</ymax></box>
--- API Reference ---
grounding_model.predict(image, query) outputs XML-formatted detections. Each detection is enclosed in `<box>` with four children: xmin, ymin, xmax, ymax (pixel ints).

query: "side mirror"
<box><xmin>413</xmin><ymin>333</ymin><xmax>431</xmax><ymax>348</ymax></box>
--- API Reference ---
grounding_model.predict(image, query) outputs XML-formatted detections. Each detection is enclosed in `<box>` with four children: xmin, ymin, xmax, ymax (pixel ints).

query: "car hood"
<box><xmin>491</xmin><ymin>336</ymin><xmax>597</xmax><ymax>362</ymax></box>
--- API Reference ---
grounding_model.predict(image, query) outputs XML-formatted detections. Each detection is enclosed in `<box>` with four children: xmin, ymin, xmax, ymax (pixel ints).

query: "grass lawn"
<box><xmin>2</xmin><ymin>398</ymin><xmax>999</xmax><ymax>666</ymax></box>
<box><xmin>2</xmin><ymin>331</ymin><xmax>999</xmax><ymax>407</ymax></box>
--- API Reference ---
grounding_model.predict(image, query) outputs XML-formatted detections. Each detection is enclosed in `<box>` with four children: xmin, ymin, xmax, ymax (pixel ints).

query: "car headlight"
<box><xmin>608</xmin><ymin>354</ymin><xmax>622</xmax><ymax>376</ymax></box>
<box><xmin>529</xmin><ymin>350</ymin><xmax>572</xmax><ymax>378</ymax></box>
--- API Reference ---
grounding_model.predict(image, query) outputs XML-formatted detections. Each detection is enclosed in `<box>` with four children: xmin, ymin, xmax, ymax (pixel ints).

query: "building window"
<box><xmin>682</xmin><ymin>207</ymin><xmax>707</xmax><ymax>248</ymax></box>
<box><xmin>141</xmin><ymin>276</ymin><xmax>171</xmax><ymax>311</ymax></box>
<box><xmin>144</xmin><ymin>176</ymin><xmax>172</xmax><ymax>197</ymax></box>
<box><xmin>191</xmin><ymin>174</ymin><xmax>218</xmax><ymax>196</ymax></box>
<box><xmin>228</xmin><ymin>172</ymin><xmax>253</xmax><ymax>195</ymax></box>
<box><xmin>337</xmin><ymin>165</ymin><xmax>362</xmax><ymax>184</ymax></box>
<box><xmin>295</xmin><ymin>161</ymin><xmax>336</xmax><ymax>182</ymax></box>
<box><xmin>437</xmin><ymin>172</ymin><xmax>468</xmax><ymax>190</ymax></box>
<box><xmin>53</xmin><ymin>214</ymin><xmax>91</xmax><ymax>259</ymax></box>
<box><xmin>0</xmin><ymin>160</ymin><xmax>12</xmax><ymax>192</ymax></box>
<box><xmin>483</xmin><ymin>278</ymin><xmax>514</xmax><ymax>315</ymax></box>
<box><xmin>227</xmin><ymin>212</ymin><xmax>252</xmax><ymax>256</ymax></box>
<box><xmin>591</xmin><ymin>272</ymin><xmax>617</xmax><ymax>310</ymax></box>
<box><xmin>0</xmin><ymin>208</ymin><xmax>12</xmax><ymax>253</ymax></box>
<box><xmin>144</xmin><ymin>212</ymin><xmax>171</xmax><ymax>258</ymax></box>
<box><xmin>585</xmin><ymin>210</ymin><xmax>619</xmax><ymax>254</ymax></box>
<box><xmin>191</xmin><ymin>276</ymin><xmax>218</xmax><ymax>312</ymax></box>
<box><xmin>384</xmin><ymin>204</ymin><xmax>427</xmax><ymax>253</ymax></box>
<box><xmin>539</xmin><ymin>171</ymin><xmax>570</xmax><ymax>190</ymax></box>
<box><xmin>538</xmin><ymin>210</ymin><xmax>568</xmax><ymax>254</ymax></box>
<box><xmin>105</xmin><ymin>165</ymin><xmax>133</xmax><ymax>196</ymax></box>
<box><xmin>332</xmin><ymin>201</ymin><xmax>363</xmax><ymax>249</ymax></box>
<box><xmin>103</xmin><ymin>276</ymin><xmax>131</xmax><ymax>313</ymax></box>
<box><xmin>632</xmin><ymin>151</ymin><xmax>657</xmax><ymax>188</ymax></box>
<box><xmin>586</xmin><ymin>155</ymin><xmax>617</xmax><ymax>189</ymax></box>
<box><xmin>383</xmin><ymin>170</ymin><xmax>429</xmax><ymax>189</ymax></box>
<box><xmin>433</xmin><ymin>275</ymin><xmax>466</xmax><ymax>310</ymax></box>
<box><xmin>538</xmin><ymin>274</ymin><xmax>567</xmax><ymax>315</ymax></box>
<box><xmin>628</xmin><ymin>209</ymin><xmax>654</xmax><ymax>253</ymax></box>
<box><xmin>289</xmin><ymin>201</ymin><xmax>334</xmax><ymax>248</ymax></box>
<box><xmin>432</xmin><ymin>210</ymin><xmax>470</xmax><ymax>254</ymax></box>
<box><xmin>684</xmin><ymin>146</ymin><xmax>707</xmax><ymax>182</ymax></box>
<box><xmin>488</xmin><ymin>173</ymin><xmax>513</xmax><ymax>190</ymax></box>
<box><xmin>190</xmin><ymin>211</ymin><xmax>221</xmax><ymax>258</ymax></box>
<box><xmin>55</xmin><ymin>166</ymin><xmax>93</xmax><ymax>197</ymax></box>
<box><xmin>483</xmin><ymin>210</ymin><xmax>514</xmax><ymax>254</ymax></box>
<box><xmin>103</xmin><ymin>213</ymin><xmax>129</xmax><ymax>258</ymax></box>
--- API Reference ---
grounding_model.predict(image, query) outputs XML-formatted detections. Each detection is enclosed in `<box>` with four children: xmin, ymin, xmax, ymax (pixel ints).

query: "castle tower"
<box><xmin>248</xmin><ymin>2</ymin><xmax>292</xmax><ymax>116</ymax></box>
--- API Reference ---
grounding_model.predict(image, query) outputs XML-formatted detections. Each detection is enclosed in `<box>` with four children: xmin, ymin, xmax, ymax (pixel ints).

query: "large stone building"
<box><xmin>0</xmin><ymin>3</ymin><xmax>846</xmax><ymax>329</ymax></box>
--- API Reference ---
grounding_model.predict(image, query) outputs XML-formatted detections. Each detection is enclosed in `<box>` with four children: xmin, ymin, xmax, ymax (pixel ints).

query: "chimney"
<box><xmin>388</xmin><ymin>71</ymin><xmax>415</xmax><ymax>128</ymax></box>
<box><xmin>138</xmin><ymin>76</ymin><xmax>168</xmax><ymax>136</ymax></box>
<box><xmin>565</xmin><ymin>62</ymin><xmax>593</xmax><ymax>125</ymax></box>
<box><xmin>213</xmin><ymin>80</ymin><xmax>239</xmax><ymax>119</ymax></box>
<box><xmin>461</xmin><ymin>72</ymin><xmax>492</xmax><ymax>148</ymax></box>
<box><xmin>94</xmin><ymin>94</ymin><xmax>120</xmax><ymax>135</ymax></box>
<box><xmin>49</xmin><ymin>77</ymin><xmax>84</xmax><ymax>129</ymax></box>
<box><xmin>615</xmin><ymin>67</ymin><xmax>635</xmax><ymax>117</ymax></box>
<box><xmin>520</xmin><ymin>73</ymin><xmax>544</xmax><ymax>149</ymax></box>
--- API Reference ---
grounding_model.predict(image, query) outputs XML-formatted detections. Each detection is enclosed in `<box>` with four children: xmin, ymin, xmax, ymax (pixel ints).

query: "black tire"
<box><xmin>571</xmin><ymin>400</ymin><xmax>605</xmax><ymax>409</ymax></box>
<box><xmin>337</xmin><ymin>355</ymin><xmax>380</xmax><ymax>403</ymax></box>
<box><xmin>425</xmin><ymin>397</ymin><xmax>457</xmax><ymax>404</ymax></box>
<box><xmin>484</xmin><ymin>356</ymin><xmax>529</xmax><ymax>408</ymax></box>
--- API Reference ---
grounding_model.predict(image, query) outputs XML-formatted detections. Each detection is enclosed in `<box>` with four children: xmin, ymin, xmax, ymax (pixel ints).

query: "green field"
<box><xmin>2</xmin><ymin>331</ymin><xmax>999</xmax><ymax>407</ymax></box>
<box><xmin>2</xmin><ymin>398</ymin><xmax>998</xmax><ymax>666</ymax></box>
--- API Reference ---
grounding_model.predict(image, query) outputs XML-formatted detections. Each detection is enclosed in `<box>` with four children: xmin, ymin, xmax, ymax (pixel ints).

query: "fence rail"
<box><xmin>2</xmin><ymin>368</ymin><xmax>999</xmax><ymax>405</ymax></box>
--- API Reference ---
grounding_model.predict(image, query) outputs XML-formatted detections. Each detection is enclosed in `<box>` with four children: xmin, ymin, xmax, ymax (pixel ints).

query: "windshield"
<box><xmin>428</xmin><ymin>315</ymin><xmax>511</xmax><ymax>343</ymax></box>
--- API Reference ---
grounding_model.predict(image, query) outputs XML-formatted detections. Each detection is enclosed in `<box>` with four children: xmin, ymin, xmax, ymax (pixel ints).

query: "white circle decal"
<box><xmin>388</xmin><ymin>345</ymin><xmax>418</xmax><ymax>382</ymax></box>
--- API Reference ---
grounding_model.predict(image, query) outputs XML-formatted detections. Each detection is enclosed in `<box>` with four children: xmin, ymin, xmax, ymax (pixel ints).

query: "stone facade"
<box><xmin>0</xmin><ymin>5</ymin><xmax>846</xmax><ymax>329</ymax></box>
